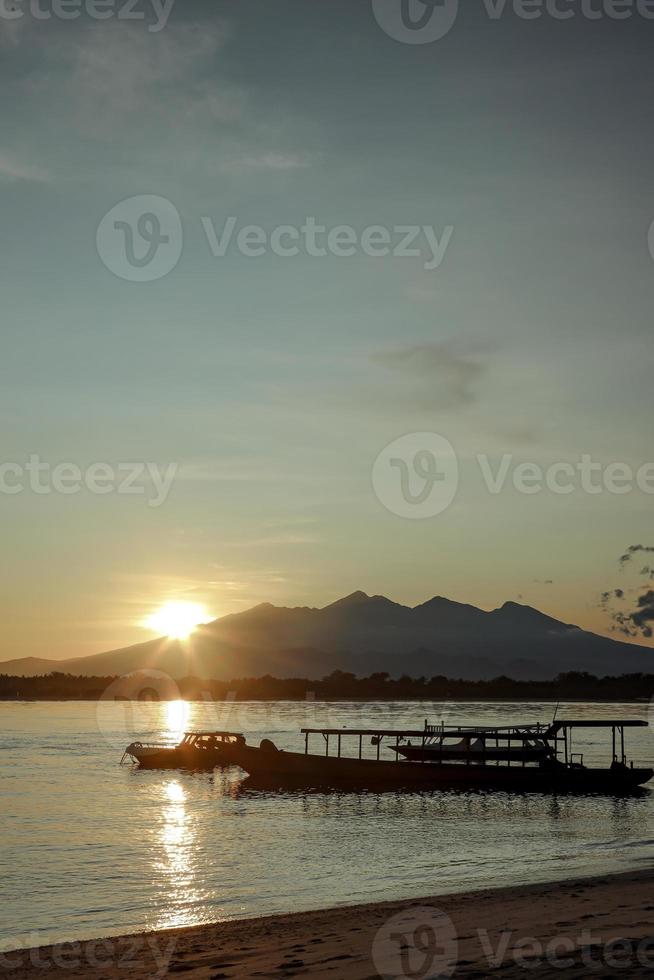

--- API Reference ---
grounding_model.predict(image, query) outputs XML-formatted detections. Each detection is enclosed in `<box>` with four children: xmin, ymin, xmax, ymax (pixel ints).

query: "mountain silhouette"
<box><xmin>1</xmin><ymin>592</ymin><xmax>651</xmax><ymax>680</ymax></box>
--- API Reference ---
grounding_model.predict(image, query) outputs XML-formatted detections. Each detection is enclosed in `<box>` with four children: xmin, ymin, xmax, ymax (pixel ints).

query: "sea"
<box><xmin>1</xmin><ymin>699</ymin><xmax>652</xmax><ymax>951</ymax></box>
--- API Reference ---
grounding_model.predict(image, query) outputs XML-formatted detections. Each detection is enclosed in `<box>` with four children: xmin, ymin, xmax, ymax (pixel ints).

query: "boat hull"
<box><xmin>222</xmin><ymin>744</ymin><xmax>653</xmax><ymax>794</ymax></box>
<box><xmin>128</xmin><ymin>746</ymin><xmax>231</xmax><ymax>770</ymax></box>
<box><xmin>393</xmin><ymin>745</ymin><xmax>549</xmax><ymax>763</ymax></box>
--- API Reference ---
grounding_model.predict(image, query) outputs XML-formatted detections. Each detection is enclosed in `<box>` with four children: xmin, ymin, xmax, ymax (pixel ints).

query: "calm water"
<box><xmin>1</xmin><ymin>700</ymin><xmax>653</xmax><ymax>950</ymax></box>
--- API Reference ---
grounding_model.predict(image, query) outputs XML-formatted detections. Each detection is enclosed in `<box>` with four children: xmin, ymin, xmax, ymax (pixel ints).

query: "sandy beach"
<box><xmin>2</xmin><ymin>869</ymin><xmax>653</xmax><ymax>979</ymax></box>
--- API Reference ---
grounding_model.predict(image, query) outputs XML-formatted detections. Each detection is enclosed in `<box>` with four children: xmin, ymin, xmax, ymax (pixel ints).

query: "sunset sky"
<box><xmin>1</xmin><ymin>2</ymin><xmax>653</xmax><ymax>660</ymax></box>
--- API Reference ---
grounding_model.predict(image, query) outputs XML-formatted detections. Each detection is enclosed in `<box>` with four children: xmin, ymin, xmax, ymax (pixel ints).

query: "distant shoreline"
<box><xmin>3</xmin><ymin>868</ymin><xmax>654</xmax><ymax>978</ymax></box>
<box><xmin>1</xmin><ymin>670</ymin><xmax>653</xmax><ymax>704</ymax></box>
<box><xmin>1</xmin><ymin>696</ymin><xmax>652</xmax><ymax>703</ymax></box>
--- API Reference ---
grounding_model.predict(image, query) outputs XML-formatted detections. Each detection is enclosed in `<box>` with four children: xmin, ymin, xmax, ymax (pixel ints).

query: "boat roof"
<box><xmin>301</xmin><ymin>720</ymin><xmax>648</xmax><ymax>740</ymax></box>
<box><xmin>300</xmin><ymin>726</ymin><xmax>549</xmax><ymax>739</ymax></box>
<box><xmin>183</xmin><ymin>730</ymin><xmax>244</xmax><ymax>737</ymax></box>
<box><xmin>547</xmin><ymin>720</ymin><xmax>648</xmax><ymax>731</ymax></box>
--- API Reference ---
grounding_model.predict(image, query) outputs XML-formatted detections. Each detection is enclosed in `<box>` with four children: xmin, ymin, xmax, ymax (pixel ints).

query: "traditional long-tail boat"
<box><xmin>214</xmin><ymin>719</ymin><xmax>653</xmax><ymax>794</ymax></box>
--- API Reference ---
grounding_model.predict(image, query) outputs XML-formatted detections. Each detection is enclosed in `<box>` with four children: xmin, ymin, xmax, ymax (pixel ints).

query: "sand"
<box><xmin>2</xmin><ymin>869</ymin><xmax>653</xmax><ymax>979</ymax></box>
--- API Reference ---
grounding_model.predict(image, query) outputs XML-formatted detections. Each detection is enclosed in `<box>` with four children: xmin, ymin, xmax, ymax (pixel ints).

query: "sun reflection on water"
<box><xmin>165</xmin><ymin>781</ymin><xmax>186</xmax><ymax>805</ymax></box>
<box><xmin>152</xmin><ymin>779</ymin><xmax>205</xmax><ymax>930</ymax></box>
<box><xmin>165</xmin><ymin>700</ymin><xmax>190</xmax><ymax>741</ymax></box>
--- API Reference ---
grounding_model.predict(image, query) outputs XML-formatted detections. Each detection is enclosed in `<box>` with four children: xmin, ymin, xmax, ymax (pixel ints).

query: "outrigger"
<box><xmin>121</xmin><ymin>731</ymin><xmax>245</xmax><ymax>770</ymax></box>
<box><xmin>213</xmin><ymin>719</ymin><xmax>653</xmax><ymax>794</ymax></box>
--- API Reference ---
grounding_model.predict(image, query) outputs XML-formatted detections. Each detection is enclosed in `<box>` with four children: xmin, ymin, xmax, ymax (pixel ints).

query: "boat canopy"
<box><xmin>301</xmin><ymin>725</ymin><xmax>551</xmax><ymax>742</ymax></box>
<box><xmin>183</xmin><ymin>731</ymin><xmax>245</xmax><ymax>738</ymax></box>
<box><xmin>301</xmin><ymin>720</ymin><xmax>648</xmax><ymax>740</ymax></box>
<box><xmin>546</xmin><ymin>720</ymin><xmax>647</xmax><ymax>732</ymax></box>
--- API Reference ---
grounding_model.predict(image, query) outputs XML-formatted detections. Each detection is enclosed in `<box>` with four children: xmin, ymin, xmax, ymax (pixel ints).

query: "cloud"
<box><xmin>631</xmin><ymin>590</ymin><xmax>654</xmax><ymax>637</ymax></box>
<box><xmin>601</xmin><ymin>548</ymin><xmax>654</xmax><ymax>639</ymax></box>
<box><xmin>228</xmin><ymin>533</ymin><xmax>322</xmax><ymax>548</ymax></box>
<box><xmin>175</xmin><ymin>459</ymin><xmax>322</xmax><ymax>486</ymax></box>
<box><xmin>0</xmin><ymin>154</ymin><xmax>49</xmax><ymax>183</ymax></box>
<box><xmin>236</xmin><ymin>152</ymin><xmax>311</xmax><ymax>171</ymax></box>
<box><xmin>175</xmin><ymin>459</ymin><xmax>272</xmax><ymax>483</ymax></box>
<box><xmin>46</xmin><ymin>21</ymin><xmax>241</xmax><ymax>135</ymax></box>
<box><xmin>371</xmin><ymin>342</ymin><xmax>488</xmax><ymax>411</ymax></box>
<box><xmin>619</xmin><ymin>544</ymin><xmax>654</xmax><ymax>566</ymax></box>
<box><xmin>2</xmin><ymin>17</ymin><xmax>312</xmax><ymax>191</ymax></box>
<box><xmin>609</xmin><ymin>589</ymin><xmax>654</xmax><ymax>640</ymax></box>
<box><xmin>495</xmin><ymin>423</ymin><xmax>542</xmax><ymax>446</ymax></box>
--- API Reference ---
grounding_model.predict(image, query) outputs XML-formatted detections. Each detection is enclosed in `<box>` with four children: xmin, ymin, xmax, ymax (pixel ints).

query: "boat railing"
<box><xmin>423</xmin><ymin>722</ymin><xmax>548</xmax><ymax>737</ymax></box>
<box><xmin>299</xmin><ymin>726</ymin><xmax>553</xmax><ymax>767</ymax></box>
<box><xmin>119</xmin><ymin>739</ymin><xmax>178</xmax><ymax>764</ymax></box>
<box><xmin>299</xmin><ymin>719</ymin><xmax>648</xmax><ymax>770</ymax></box>
<box><xmin>126</xmin><ymin>740</ymin><xmax>178</xmax><ymax>749</ymax></box>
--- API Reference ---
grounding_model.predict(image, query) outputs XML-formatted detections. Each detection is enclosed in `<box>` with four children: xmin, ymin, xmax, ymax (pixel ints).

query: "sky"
<box><xmin>1</xmin><ymin>0</ymin><xmax>654</xmax><ymax>660</ymax></box>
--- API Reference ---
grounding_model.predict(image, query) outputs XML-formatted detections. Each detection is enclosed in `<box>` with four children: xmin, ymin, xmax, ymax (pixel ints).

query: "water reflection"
<box><xmin>152</xmin><ymin>779</ymin><xmax>203</xmax><ymax>930</ymax></box>
<box><xmin>3</xmin><ymin>700</ymin><xmax>652</xmax><ymax>948</ymax></box>
<box><xmin>165</xmin><ymin>700</ymin><xmax>190</xmax><ymax>741</ymax></box>
<box><xmin>211</xmin><ymin>767</ymin><xmax>246</xmax><ymax>799</ymax></box>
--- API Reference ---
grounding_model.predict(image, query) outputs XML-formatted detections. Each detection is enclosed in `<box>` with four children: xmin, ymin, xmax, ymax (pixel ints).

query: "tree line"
<box><xmin>1</xmin><ymin>670</ymin><xmax>653</xmax><ymax>701</ymax></box>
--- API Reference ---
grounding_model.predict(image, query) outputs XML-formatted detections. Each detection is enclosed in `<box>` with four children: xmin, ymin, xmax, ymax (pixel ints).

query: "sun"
<box><xmin>142</xmin><ymin>601</ymin><xmax>209</xmax><ymax>640</ymax></box>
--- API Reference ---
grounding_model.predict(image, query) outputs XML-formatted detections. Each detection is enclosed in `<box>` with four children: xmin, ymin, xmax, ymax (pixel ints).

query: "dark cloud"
<box><xmin>631</xmin><ymin>590</ymin><xmax>654</xmax><ymax>638</ymax></box>
<box><xmin>371</xmin><ymin>342</ymin><xmax>487</xmax><ymax>411</ymax></box>
<box><xmin>619</xmin><ymin>544</ymin><xmax>654</xmax><ymax>566</ymax></box>
<box><xmin>610</xmin><ymin>591</ymin><xmax>654</xmax><ymax>640</ymax></box>
<box><xmin>601</xmin><ymin>550</ymin><xmax>654</xmax><ymax>640</ymax></box>
<box><xmin>600</xmin><ymin>588</ymin><xmax>625</xmax><ymax>607</ymax></box>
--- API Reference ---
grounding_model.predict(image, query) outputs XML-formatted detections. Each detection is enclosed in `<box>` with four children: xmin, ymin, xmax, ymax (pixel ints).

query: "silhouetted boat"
<box><xmin>392</xmin><ymin>740</ymin><xmax>549</xmax><ymax>763</ymax></box>
<box><xmin>121</xmin><ymin>731</ymin><xmax>245</xmax><ymax>770</ymax></box>
<box><xmin>216</xmin><ymin>720</ymin><xmax>653</xmax><ymax>794</ymax></box>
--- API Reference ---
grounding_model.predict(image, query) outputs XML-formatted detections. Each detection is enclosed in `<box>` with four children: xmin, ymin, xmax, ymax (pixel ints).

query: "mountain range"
<box><xmin>1</xmin><ymin>591</ymin><xmax>652</xmax><ymax>681</ymax></box>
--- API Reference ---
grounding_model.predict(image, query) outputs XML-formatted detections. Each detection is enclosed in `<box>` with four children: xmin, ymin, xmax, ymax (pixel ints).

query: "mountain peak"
<box><xmin>492</xmin><ymin>601</ymin><xmax>571</xmax><ymax>631</ymax></box>
<box><xmin>415</xmin><ymin>595</ymin><xmax>470</xmax><ymax>610</ymax></box>
<box><xmin>501</xmin><ymin>600</ymin><xmax>535</xmax><ymax>612</ymax></box>
<box><xmin>324</xmin><ymin>591</ymin><xmax>407</xmax><ymax>610</ymax></box>
<box><xmin>325</xmin><ymin>591</ymin><xmax>372</xmax><ymax>609</ymax></box>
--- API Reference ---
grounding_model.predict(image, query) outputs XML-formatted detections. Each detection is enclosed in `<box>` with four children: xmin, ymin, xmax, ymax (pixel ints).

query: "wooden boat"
<box><xmin>121</xmin><ymin>731</ymin><xmax>245</xmax><ymax>770</ymax></box>
<box><xmin>216</xmin><ymin>720</ymin><xmax>653</xmax><ymax>794</ymax></box>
